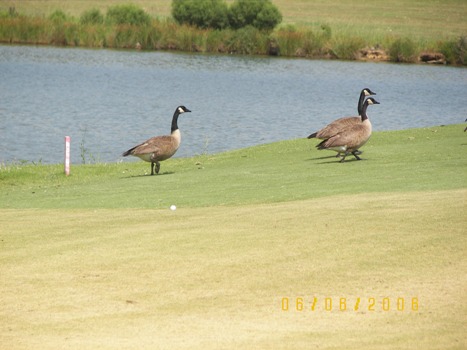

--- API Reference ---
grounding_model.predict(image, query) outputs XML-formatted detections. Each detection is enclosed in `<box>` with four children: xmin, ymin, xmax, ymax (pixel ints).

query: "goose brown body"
<box><xmin>307</xmin><ymin>88</ymin><xmax>376</xmax><ymax>140</ymax></box>
<box><xmin>316</xmin><ymin>97</ymin><xmax>379</xmax><ymax>162</ymax></box>
<box><xmin>122</xmin><ymin>106</ymin><xmax>191</xmax><ymax>175</ymax></box>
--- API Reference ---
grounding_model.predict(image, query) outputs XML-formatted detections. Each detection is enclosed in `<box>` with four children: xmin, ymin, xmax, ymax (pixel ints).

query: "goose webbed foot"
<box><xmin>352</xmin><ymin>151</ymin><xmax>362</xmax><ymax>160</ymax></box>
<box><xmin>336</xmin><ymin>150</ymin><xmax>363</xmax><ymax>160</ymax></box>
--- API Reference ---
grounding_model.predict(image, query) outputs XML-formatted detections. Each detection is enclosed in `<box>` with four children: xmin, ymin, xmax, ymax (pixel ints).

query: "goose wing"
<box><xmin>122</xmin><ymin>135</ymin><xmax>174</xmax><ymax>157</ymax></box>
<box><xmin>309</xmin><ymin>116</ymin><xmax>361</xmax><ymax>139</ymax></box>
<box><xmin>317</xmin><ymin>124</ymin><xmax>363</xmax><ymax>150</ymax></box>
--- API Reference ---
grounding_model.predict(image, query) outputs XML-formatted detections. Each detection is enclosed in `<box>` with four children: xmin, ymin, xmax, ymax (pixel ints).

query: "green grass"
<box><xmin>1</xmin><ymin>125</ymin><xmax>466</xmax><ymax>209</ymax></box>
<box><xmin>0</xmin><ymin>125</ymin><xmax>466</xmax><ymax>349</ymax></box>
<box><xmin>274</xmin><ymin>0</ymin><xmax>467</xmax><ymax>41</ymax></box>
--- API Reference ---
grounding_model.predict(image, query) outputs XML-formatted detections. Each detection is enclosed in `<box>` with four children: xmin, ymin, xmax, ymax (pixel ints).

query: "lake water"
<box><xmin>0</xmin><ymin>45</ymin><xmax>466</xmax><ymax>164</ymax></box>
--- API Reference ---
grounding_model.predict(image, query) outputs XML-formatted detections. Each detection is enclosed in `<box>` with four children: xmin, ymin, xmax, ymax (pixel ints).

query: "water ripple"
<box><xmin>1</xmin><ymin>45</ymin><xmax>466</xmax><ymax>164</ymax></box>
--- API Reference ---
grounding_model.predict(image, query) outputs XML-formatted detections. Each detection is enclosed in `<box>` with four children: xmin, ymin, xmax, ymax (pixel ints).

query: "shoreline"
<box><xmin>0</xmin><ymin>40</ymin><xmax>457</xmax><ymax>67</ymax></box>
<box><xmin>0</xmin><ymin>15</ymin><xmax>465</xmax><ymax>66</ymax></box>
<box><xmin>0</xmin><ymin>124</ymin><xmax>463</xmax><ymax>168</ymax></box>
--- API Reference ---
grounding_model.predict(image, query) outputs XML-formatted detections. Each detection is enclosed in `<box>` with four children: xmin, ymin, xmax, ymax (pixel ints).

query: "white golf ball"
<box><xmin>170</xmin><ymin>205</ymin><xmax>177</xmax><ymax>211</ymax></box>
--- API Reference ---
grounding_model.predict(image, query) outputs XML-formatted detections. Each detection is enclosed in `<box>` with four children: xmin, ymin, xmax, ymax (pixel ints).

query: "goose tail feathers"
<box><xmin>122</xmin><ymin>148</ymin><xmax>135</xmax><ymax>157</ymax></box>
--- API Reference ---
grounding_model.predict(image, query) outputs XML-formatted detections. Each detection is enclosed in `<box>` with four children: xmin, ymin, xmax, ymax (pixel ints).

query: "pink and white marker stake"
<box><xmin>64</xmin><ymin>136</ymin><xmax>71</xmax><ymax>176</ymax></box>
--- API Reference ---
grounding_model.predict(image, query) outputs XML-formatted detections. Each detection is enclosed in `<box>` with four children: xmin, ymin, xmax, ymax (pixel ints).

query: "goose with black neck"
<box><xmin>315</xmin><ymin>97</ymin><xmax>380</xmax><ymax>163</ymax></box>
<box><xmin>122</xmin><ymin>105</ymin><xmax>191</xmax><ymax>175</ymax></box>
<box><xmin>307</xmin><ymin>87</ymin><xmax>376</xmax><ymax>141</ymax></box>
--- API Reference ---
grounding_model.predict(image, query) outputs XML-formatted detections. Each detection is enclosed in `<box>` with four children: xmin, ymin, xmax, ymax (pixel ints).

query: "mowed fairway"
<box><xmin>0</xmin><ymin>191</ymin><xmax>465</xmax><ymax>349</ymax></box>
<box><xmin>0</xmin><ymin>125</ymin><xmax>466</xmax><ymax>349</ymax></box>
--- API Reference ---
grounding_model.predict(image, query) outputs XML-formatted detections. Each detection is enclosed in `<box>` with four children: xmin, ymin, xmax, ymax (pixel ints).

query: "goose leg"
<box><xmin>339</xmin><ymin>152</ymin><xmax>348</xmax><ymax>163</ymax></box>
<box><xmin>351</xmin><ymin>151</ymin><xmax>362</xmax><ymax>160</ymax></box>
<box><xmin>336</xmin><ymin>151</ymin><xmax>345</xmax><ymax>158</ymax></box>
<box><xmin>150</xmin><ymin>162</ymin><xmax>155</xmax><ymax>175</ymax></box>
<box><xmin>335</xmin><ymin>149</ymin><xmax>360</xmax><ymax>158</ymax></box>
<box><xmin>155</xmin><ymin>161</ymin><xmax>161</xmax><ymax>174</ymax></box>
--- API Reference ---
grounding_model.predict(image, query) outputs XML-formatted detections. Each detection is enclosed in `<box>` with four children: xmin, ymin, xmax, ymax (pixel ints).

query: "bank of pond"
<box><xmin>0</xmin><ymin>8</ymin><xmax>466</xmax><ymax>66</ymax></box>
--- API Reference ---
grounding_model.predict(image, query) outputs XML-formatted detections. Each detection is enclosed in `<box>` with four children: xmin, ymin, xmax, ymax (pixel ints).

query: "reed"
<box><xmin>330</xmin><ymin>34</ymin><xmax>367</xmax><ymax>60</ymax></box>
<box><xmin>0</xmin><ymin>6</ymin><xmax>465</xmax><ymax>65</ymax></box>
<box><xmin>389</xmin><ymin>37</ymin><xmax>418</xmax><ymax>63</ymax></box>
<box><xmin>79</xmin><ymin>8</ymin><xmax>104</xmax><ymax>25</ymax></box>
<box><xmin>205</xmin><ymin>29</ymin><xmax>228</xmax><ymax>53</ymax></box>
<box><xmin>439</xmin><ymin>36</ymin><xmax>467</xmax><ymax>65</ymax></box>
<box><xmin>78</xmin><ymin>24</ymin><xmax>107</xmax><ymax>48</ymax></box>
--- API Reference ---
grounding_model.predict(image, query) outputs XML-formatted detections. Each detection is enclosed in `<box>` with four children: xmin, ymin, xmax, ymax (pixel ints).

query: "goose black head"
<box><xmin>362</xmin><ymin>88</ymin><xmax>376</xmax><ymax>96</ymax></box>
<box><xmin>365</xmin><ymin>97</ymin><xmax>380</xmax><ymax>105</ymax></box>
<box><xmin>177</xmin><ymin>106</ymin><xmax>191</xmax><ymax>114</ymax></box>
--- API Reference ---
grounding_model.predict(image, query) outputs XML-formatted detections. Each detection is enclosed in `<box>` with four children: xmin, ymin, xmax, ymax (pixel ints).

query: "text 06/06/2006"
<box><xmin>281</xmin><ymin>297</ymin><xmax>419</xmax><ymax>312</ymax></box>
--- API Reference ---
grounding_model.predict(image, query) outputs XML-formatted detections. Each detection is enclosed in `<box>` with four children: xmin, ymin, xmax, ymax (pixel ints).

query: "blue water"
<box><xmin>0</xmin><ymin>45</ymin><xmax>466</xmax><ymax>164</ymax></box>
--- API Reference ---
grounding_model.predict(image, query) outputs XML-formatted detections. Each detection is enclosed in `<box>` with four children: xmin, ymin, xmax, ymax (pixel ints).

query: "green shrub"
<box><xmin>227</xmin><ymin>25</ymin><xmax>268</xmax><ymax>54</ymax></box>
<box><xmin>106</xmin><ymin>4</ymin><xmax>151</xmax><ymax>26</ymax></box>
<box><xmin>80</xmin><ymin>8</ymin><xmax>104</xmax><ymax>25</ymax></box>
<box><xmin>172</xmin><ymin>0</ymin><xmax>229</xmax><ymax>30</ymax></box>
<box><xmin>172</xmin><ymin>0</ymin><xmax>281</xmax><ymax>31</ymax></box>
<box><xmin>229</xmin><ymin>0</ymin><xmax>282</xmax><ymax>31</ymax></box>
<box><xmin>389</xmin><ymin>37</ymin><xmax>417</xmax><ymax>63</ymax></box>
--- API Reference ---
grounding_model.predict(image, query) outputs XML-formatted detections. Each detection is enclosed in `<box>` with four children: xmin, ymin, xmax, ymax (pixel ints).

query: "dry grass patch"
<box><xmin>1</xmin><ymin>189</ymin><xmax>465</xmax><ymax>349</ymax></box>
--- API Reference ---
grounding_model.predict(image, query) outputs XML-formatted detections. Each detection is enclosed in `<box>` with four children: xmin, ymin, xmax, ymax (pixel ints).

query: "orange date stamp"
<box><xmin>281</xmin><ymin>296</ymin><xmax>419</xmax><ymax>312</ymax></box>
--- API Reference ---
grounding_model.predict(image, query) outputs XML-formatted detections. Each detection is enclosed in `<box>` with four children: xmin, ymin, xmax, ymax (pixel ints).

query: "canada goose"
<box><xmin>307</xmin><ymin>88</ymin><xmax>376</xmax><ymax>140</ymax></box>
<box><xmin>315</xmin><ymin>97</ymin><xmax>380</xmax><ymax>163</ymax></box>
<box><xmin>122</xmin><ymin>105</ymin><xmax>191</xmax><ymax>175</ymax></box>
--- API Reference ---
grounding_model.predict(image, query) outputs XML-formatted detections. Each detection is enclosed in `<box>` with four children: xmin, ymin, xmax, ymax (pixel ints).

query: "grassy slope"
<box><xmin>0</xmin><ymin>126</ymin><xmax>466</xmax><ymax>348</ymax></box>
<box><xmin>1</xmin><ymin>0</ymin><xmax>466</xmax><ymax>41</ymax></box>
